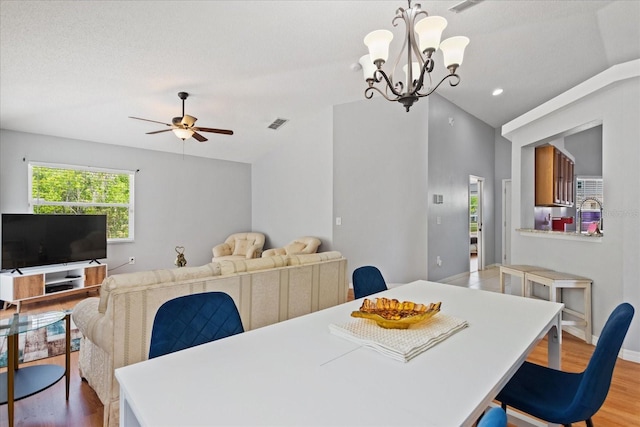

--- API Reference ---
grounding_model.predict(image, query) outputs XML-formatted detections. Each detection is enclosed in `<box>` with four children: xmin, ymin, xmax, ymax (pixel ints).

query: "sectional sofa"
<box><xmin>72</xmin><ymin>251</ymin><xmax>347</xmax><ymax>427</ymax></box>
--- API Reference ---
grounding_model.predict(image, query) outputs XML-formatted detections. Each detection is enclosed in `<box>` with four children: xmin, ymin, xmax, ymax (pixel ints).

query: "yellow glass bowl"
<box><xmin>351</xmin><ymin>298</ymin><xmax>441</xmax><ymax>329</ymax></box>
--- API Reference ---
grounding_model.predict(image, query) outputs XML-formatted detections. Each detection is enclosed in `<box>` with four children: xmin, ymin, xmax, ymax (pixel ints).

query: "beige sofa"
<box><xmin>72</xmin><ymin>251</ymin><xmax>347</xmax><ymax>427</ymax></box>
<box><xmin>262</xmin><ymin>236</ymin><xmax>321</xmax><ymax>257</ymax></box>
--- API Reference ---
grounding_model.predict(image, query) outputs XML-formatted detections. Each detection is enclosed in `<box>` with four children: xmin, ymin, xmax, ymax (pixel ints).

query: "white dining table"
<box><xmin>116</xmin><ymin>280</ymin><xmax>563</xmax><ymax>427</ymax></box>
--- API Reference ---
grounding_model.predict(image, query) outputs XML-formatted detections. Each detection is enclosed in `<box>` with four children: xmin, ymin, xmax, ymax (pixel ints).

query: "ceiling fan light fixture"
<box><xmin>173</xmin><ymin>128</ymin><xmax>194</xmax><ymax>141</ymax></box>
<box><xmin>181</xmin><ymin>114</ymin><xmax>197</xmax><ymax>127</ymax></box>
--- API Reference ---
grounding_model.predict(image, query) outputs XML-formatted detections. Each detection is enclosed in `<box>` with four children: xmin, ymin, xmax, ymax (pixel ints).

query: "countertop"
<box><xmin>517</xmin><ymin>228</ymin><xmax>603</xmax><ymax>242</ymax></box>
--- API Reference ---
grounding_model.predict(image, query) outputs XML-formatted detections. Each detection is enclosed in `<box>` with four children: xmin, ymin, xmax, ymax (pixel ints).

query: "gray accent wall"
<box><xmin>333</xmin><ymin>96</ymin><xmax>429</xmax><ymax>284</ymax></box>
<box><xmin>427</xmin><ymin>95</ymin><xmax>497</xmax><ymax>281</ymax></box>
<box><xmin>332</xmin><ymin>94</ymin><xmax>496</xmax><ymax>284</ymax></box>
<box><xmin>0</xmin><ymin>129</ymin><xmax>252</xmax><ymax>273</ymax></box>
<box><xmin>565</xmin><ymin>125</ymin><xmax>603</xmax><ymax>176</ymax></box>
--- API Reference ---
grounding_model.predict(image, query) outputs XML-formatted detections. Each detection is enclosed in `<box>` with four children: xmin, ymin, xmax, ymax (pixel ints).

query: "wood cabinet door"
<box><xmin>85</xmin><ymin>265</ymin><xmax>107</xmax><ymax>286</ymax></box>
<box><xmin>14</xmin><ymin>274</ymin><xmax>44</xmax><ymax>299</ymax></box>
<box><xmin>535</xmin><ymin>146</ymin><xmax>555</xmax><ymax>205</ymax></box>
<box><xmin>567</xmin><ymin>159</ymin><xmax>574</xmax><ymax>205</ymax></box>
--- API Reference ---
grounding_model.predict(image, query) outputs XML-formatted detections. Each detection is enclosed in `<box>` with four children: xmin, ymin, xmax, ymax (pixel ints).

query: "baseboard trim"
<box><xmin>440</xmin><ymin>264</ymin><xmax>500</xmax><ymax>285</ymax></box>
<box><xmin>564</xmin><ymin>325</ymin><xmax>640</xmax><ymax>364</ymax></box>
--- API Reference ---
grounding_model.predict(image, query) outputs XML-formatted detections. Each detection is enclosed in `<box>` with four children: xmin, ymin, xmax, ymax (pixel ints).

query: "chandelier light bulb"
<box><xmin>359</xmin><ymin>54</ymin><xmax>377</xmax><ymax>82</ymax></box>
<box><xmin>414</xmin><ymin>16</ymin><xmax>448</xmax><ymax>55</ymax></box>
<box><xmin>364</xmin><ymin>29</ymin><xmax>393</xmax><ymax>67</ymax></box>
<box><xmin>402</xmin><ymin>62</ymin><xmax>421</xmax><ymax>93</ymax></box>
<box><xmin>440</xmin><ymin>36</ymin><xmax>470</xmax><ymax>72</ymax></box>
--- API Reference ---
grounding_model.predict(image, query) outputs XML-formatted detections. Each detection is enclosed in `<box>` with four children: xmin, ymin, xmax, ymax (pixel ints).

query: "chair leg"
<box><xmin>586</xmin><ymin>419</ymin><xmax>594</xmax><ymax>427</ymax></box>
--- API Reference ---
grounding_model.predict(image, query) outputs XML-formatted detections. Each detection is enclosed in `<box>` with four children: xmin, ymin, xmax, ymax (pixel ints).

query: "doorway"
<box><xmin>469</xmin><ymin>176</ymin><xmax>484</xmax><ymax>272</ymax></box>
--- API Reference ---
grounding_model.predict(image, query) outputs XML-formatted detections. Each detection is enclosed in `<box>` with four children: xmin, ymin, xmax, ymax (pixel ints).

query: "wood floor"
<box><xmin>0</xmin><ymin>274</ymin><xmax>638</xmax><ymax>427</ymax></box>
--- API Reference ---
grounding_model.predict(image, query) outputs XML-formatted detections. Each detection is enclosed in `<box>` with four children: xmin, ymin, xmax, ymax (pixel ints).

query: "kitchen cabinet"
<box><xmin>535</xmin><ymin>145</ymin><xmax>574</xmax><ymax>207</ymax></box>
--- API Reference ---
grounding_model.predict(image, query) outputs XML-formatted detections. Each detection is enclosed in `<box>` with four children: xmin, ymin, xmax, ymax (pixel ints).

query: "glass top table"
<box><xmin>0</xmin><ymin>311</ymin><xmax>66</xmax><ymax>337</ymax></box>
<box><xmin>0</xmin><ymin>310</ymin><xmax>70</xmax><ymax>427</ymax></box>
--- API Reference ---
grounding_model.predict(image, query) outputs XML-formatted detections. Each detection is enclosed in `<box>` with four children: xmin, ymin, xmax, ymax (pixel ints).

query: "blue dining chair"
<box><xmin>352</xmin><ymin>265</ymin><xmax>388</xmax><ymax>299</ymax></box>
<box><xmin>497</xmin><ymin>302</ymin><xmax>634</xmax><ymax>427</ymax></box>
<box><xmin>478</xmin><ymin>407</ymin><xmax>507</xmax><ymax>427</ymax></box>
<box><xmin>149</xmin><ymin>292</ymin><xmax>244</xmax><ymax>359</ymax></box>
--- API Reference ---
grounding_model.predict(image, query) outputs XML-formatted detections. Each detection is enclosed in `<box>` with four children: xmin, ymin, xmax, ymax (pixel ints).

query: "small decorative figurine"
<box><xmin>174</xmin><ymin>246</ymin><xmax>187</xmax><ymax>267</ymax></box>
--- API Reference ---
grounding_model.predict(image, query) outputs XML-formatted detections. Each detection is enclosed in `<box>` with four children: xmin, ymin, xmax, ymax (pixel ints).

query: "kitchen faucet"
<box><xmin>577</xmin><ymin>197</ymin><xmax>603</xmax><ymax>234</ymax></box>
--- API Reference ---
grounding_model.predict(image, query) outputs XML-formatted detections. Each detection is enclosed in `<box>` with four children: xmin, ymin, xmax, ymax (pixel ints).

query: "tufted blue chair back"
<box><xmin>149</xmin><ymin>292</ymin><xmax>244</xmax><ymax>359</ymax></box>
<box><xmin>352</xmin><ymin>266</ymin><xmax>388</xmax><ymax>300</ymax></box>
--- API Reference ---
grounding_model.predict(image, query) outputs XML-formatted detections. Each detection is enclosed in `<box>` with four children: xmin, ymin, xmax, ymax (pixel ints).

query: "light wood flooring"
<box><xmin>0</xmin><ymin>271</ymin><xmax>638</xmax><ymax>427</ymax></box>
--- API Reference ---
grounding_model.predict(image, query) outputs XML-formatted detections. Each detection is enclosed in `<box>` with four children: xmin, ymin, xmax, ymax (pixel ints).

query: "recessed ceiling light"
<box><xmin>492</xmin><ymin>88</ymin><xmax>504</xmax><ymax>96</ymax></box>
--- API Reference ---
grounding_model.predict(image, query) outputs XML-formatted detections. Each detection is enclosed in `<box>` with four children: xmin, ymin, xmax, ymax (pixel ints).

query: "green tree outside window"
<box><xmin>30</xmin><ymin>163</ymin><xmax>134</xmax><ymax>240</ymax></box>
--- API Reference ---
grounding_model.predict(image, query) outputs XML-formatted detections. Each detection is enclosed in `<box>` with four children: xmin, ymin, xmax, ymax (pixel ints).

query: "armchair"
<box><xmin>212</xmin><ymin>232</ymin><xmax>265</xmax><ymax>262</ymax></box>
<box><xmin>262</xmin><ymin>236</ymin><xmax>321</xmax><ymax>257</ymax></box>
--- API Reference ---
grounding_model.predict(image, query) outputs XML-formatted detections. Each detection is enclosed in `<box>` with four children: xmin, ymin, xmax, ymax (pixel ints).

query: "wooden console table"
<box><xmin>525</xmin><ymin>270</ymin><xmax>592</xmax><ymax>344</ymax></box>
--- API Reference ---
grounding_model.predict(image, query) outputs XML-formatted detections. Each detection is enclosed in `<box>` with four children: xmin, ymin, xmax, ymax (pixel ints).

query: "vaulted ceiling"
<box><xmin>1</xmin><ymin>1</ymin><xmax>639</xmax><ymax>163</ymax></box>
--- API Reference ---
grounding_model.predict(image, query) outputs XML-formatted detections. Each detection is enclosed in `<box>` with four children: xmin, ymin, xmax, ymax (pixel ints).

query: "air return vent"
<box><xmin>448</xmin><ymin>0</ymin><xmax>484</xmax><ymax>13</ymax></box>
<box><xmin>268</xmin><ymin>118</ymin><xmax>288</xmax><ymax>130</ymax></box>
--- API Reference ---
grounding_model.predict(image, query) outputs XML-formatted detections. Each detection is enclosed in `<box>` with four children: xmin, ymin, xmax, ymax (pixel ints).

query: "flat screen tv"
<box><xmin>1</xmin><ymin>214</ymin><xmax>107</xmax><ymax>271</ymax></box>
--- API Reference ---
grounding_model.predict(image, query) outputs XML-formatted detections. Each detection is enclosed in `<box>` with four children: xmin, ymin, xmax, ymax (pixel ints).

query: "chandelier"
<box><xmin>359</xmin><ymin>1</ymin><xmax>469</xmax><ymax>112</ymax></box>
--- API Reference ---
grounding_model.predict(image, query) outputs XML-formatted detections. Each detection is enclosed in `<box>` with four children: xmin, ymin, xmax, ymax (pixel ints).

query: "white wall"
<box><xmin>493</xmin><ymin>130</ymin><xmax>512</xmax><ymax>264</ymax></box>
<box><xmin>0</xmin><ymin>130</ymin><xmax>252</xmax><ymax>273</ymax></box>
<box><xmin>251</xmin><ymin>107</ymin><xmax>334</xmax><ymax>251</ymax></box>
<box><xmin>505</xmin><ymin>72</ymin><xmax>640</xmax><ymax>355</ymax></box>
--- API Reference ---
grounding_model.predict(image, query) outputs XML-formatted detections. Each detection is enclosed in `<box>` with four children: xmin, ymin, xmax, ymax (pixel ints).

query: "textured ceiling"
<box><xmin>1</xmin><ymin>1</ymin><xmax>639</xmax><ymax>163</ymax></box>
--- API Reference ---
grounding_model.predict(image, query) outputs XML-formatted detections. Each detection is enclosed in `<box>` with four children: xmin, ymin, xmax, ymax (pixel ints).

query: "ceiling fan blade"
<box><xmin>192</xmin><ymin>132</ymin><xmax>208</xmax><ymax>142</ymax></box>
<box><xmin>129</xmin><ymin>116</ymin><xmax>172</xmax><ymax>126</ymax></box>
<box><xmin>194</xmin><ymin>127</ymin><xmax>234</xmax><ymax>135</ymax></box>
<box><xmin>146</xmin><ymin>129</ymin><xmax>174</xmax><ymax>135</ymax></box>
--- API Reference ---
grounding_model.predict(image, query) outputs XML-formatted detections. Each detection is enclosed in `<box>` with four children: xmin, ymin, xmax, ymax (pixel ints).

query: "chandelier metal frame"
<box><xmin>361</xmin><ymin>1</ymin><xmax>468</xmax><ymax>112</ymax></box>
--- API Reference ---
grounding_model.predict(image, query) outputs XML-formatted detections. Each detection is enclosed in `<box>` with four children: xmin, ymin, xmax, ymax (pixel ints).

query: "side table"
<box><xmin>0</xmin><ymin>311</ymin><xmax>70</xmax><ymax>427</ymax></box>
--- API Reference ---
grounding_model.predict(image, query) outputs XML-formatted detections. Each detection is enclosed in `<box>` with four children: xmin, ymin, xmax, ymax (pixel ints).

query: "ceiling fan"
<box><xmin>129</xmin><ymin>92</ymin><xmax>233</xmax><ymax>142</ymax></box>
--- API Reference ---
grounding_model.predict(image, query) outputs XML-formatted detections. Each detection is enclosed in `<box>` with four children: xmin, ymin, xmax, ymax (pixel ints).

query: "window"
<box><xmin>29</xmin><ymin>162</ymin><xmax>135</xmax><ymax>241</ymax></box>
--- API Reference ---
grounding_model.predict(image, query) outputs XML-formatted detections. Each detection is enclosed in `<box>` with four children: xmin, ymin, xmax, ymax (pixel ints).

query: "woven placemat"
<box><xmin>329</xmin><ymin>313</ymin><xmax>468</xmax><ymax>362</ymax></box>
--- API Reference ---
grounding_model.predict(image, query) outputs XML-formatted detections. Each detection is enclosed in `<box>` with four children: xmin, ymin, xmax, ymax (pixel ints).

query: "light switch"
<box><xmin>436</xmin><ymin>216</ymin><xmax>442</xmax><ymax>225</ymax></box>
<box><xmin>335</xmin><ymin>217</ymin><xmax>342</xmax><ymax>226</ymax></box>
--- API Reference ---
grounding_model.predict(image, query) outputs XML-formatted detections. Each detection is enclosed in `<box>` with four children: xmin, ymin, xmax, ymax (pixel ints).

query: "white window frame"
<box><xmin>28</xmin><ymin>162</ymin><xmax>135</xmax><ymax>242</ymax></box>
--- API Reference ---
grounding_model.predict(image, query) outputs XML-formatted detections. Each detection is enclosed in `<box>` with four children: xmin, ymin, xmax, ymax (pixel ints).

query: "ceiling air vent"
<box><xmin>448</xmin><ymin>0</ymin><xmax>484</xmax><ymax>13</ymax></box>
<box><xmin>268</xmin><ymin>118</ymin><xmax>288</xmax><ymax>130</ymax></box>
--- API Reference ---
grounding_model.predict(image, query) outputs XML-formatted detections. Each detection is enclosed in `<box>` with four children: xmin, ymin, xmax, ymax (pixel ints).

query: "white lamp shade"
<box><xmin>402</xmin><ymin>62</ymin><xmax>421</xmax><ymax>92</ymax></box>
<box><xmin>364</xmin><ymin>29</ymin><xmax>393</xmax><ymax>64</ymax></box>
<box><xmin>359</xmin><ymin>54</ymin><xmax>377</xmax><ymax>81</ymax></box>
<box><xmin>173</xmin><ymin>128</ymin><xmax>194</xmax><ymax>140</ymax></box>
<box><xmin>414</xmin><ymin>16</ymin><xmax>448</xmax><ymax>53</ymax></box>
<box><xmin>440</xmin><ymin>36</ymin><xmax>469</xmax><ymax>69</ymax></box>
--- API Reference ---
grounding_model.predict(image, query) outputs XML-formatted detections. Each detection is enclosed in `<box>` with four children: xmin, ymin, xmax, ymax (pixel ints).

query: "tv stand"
<box><xmin>0</xmin><ymin>262</ymin><xmax>106</xmax><ymax>312</ymax></box>
<box><xmin>10</xmin><ymin>268</ymin><xmax>23</xmax><ymax>275</ymax></box>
